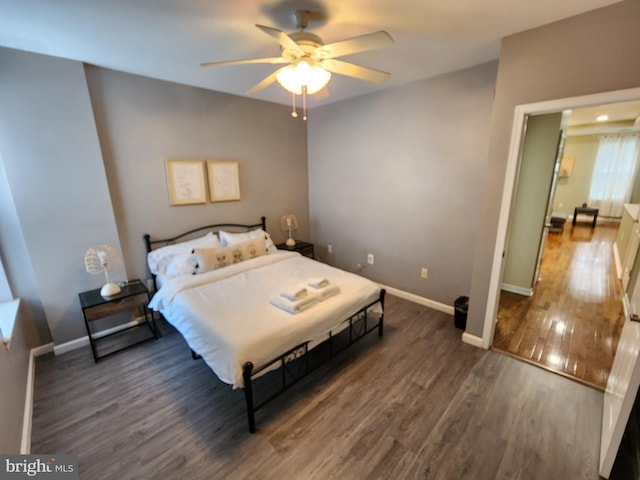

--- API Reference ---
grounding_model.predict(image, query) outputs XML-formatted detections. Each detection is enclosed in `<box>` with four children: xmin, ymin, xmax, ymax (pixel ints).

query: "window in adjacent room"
<box><xmin>588</xmin><ymin>134</ymin><xmax>640</xmax><ymax>217</ymax></box>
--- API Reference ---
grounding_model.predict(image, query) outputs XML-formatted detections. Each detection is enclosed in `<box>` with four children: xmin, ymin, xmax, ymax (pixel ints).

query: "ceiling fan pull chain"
<box><xmin>291</xmin><ymin>91</ymin><xmax>298</xmax><ymax>118</ymax></box>
<box><xmin>302</xmin><ymin>85</ymin><xmax>308</xmax><ymax>121</ymax></box>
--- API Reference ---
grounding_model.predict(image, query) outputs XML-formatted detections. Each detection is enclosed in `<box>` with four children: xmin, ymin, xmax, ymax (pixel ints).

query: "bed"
<box><xmin>143</xmin><ymin>217</ymin><xmax>386</xmax><ymax>432</ymax></box>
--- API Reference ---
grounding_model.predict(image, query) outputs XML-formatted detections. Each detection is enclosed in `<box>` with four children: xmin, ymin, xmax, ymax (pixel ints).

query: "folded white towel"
<box><xmin>317</xmin><ymin>284</ymin><xmax>340</xmax><ymax>301</ymax></box>
<box><xmin>308</xmin><ymin>277</ymin><xmax>329</xmax><ymax>289</ymax></box>
<box><xmin>270</xmin><ymin>294</ymin><xmax>318</xmax><ymax>314</ymax></box>
<box><xmin>280</xmin><ymin>284</ymin><xmax>308</xmax><ymax>301</ymax></box>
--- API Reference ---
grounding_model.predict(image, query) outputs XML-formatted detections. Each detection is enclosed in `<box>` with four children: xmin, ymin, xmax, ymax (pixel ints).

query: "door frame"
<box><xmin>478</xmin><ymin>86</ymin><xmax>640</xmax><ymax>349</ymax></box>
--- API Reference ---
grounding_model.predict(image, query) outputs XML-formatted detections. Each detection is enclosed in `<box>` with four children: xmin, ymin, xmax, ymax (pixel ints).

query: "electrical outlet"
<box><xmin>367</xmin><ymin>253</ymin><xmax>374</xmax><ymax>265</ymax></box>
<box><xmin>327</xmin><ymin>244</ymin><xmax>333</xmax><ymax>253</ymax></box>
<box><xmin>421</xmin><ymin>268</ymin><xmax>428</xmax><ymax>279</ymax></box>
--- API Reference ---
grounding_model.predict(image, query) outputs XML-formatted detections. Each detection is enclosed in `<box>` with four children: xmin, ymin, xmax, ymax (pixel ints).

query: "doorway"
<box><xmin>480</xmin><ymin>86</ymin><xmax>640</xmax><ymax>350</ymax></box>
<box><xmin>485</xmin><ymin>89</ymin><xmax>637</xmax><ymax>390</ymax></box>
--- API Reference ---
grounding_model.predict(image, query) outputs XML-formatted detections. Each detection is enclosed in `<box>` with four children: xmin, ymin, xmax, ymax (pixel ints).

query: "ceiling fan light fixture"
<box><xmin>276</xmin><ymin>60</ymin><xmax>331</xmax><ymax>95</ymax></box>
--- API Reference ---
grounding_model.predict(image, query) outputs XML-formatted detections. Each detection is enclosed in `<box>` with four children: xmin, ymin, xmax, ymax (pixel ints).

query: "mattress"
<box><xmin>148</xmin><ymin>251</ymin><xmax>382</xmax><ymax>388</ymax></box>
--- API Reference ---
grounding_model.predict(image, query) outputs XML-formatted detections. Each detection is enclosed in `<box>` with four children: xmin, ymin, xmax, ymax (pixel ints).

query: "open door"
<box><xmin>601</xmin><ymin>223</ymin><xmax>640</xmax><ymax>477</ymax></box>
<box><xmin>532</xmin><ymin>128</ymin><xmax>567</xmax><ymax>286</ymax></box>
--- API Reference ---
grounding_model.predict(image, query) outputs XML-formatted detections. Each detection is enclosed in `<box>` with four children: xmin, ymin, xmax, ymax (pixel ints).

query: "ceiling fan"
<box><xmin>200</xmin><ymin>10</ymin><xmax>394</xmax><ymax>119</ymax></box>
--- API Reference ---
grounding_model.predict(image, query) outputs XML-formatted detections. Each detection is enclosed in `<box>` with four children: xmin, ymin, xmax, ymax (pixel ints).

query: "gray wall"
<box><xmin>85</xmin><ymin>67</ymin><xmax>309</xmax><ymax>282</ymax></box>
<box><xmin>502</xmin><ymin>113</ymin><xmax>562</xmax><ymax>291</ymax></box>
<box><xmin>0</xmin><ymin>47</ymin><xmax>124</xmax><ymax>345</ymax></box>
<box><xmin>308</xmin><ymin>61</ymin><xmax>497</xmax><ymax>305</ymax></box>
<box><xmin>468</xmin><ymin>0</ymin><xmax>640</xmax><ymax>339</ymax></box>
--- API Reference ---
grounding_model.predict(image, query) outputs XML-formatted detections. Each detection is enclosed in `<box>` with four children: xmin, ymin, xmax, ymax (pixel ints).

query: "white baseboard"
<box><xmin>22</xmin><ymin>342</ymin><xmax>55</xmax><ymax>454</ymax></box>
<box><xmin>20</xmin><ymin>349</ymin><xmax>35</xmax><ymax>454</ymax></box>
<box><xmin>53</xmin><ymin>317</ymin><xmax>146</xmax><ymax>356</ymax></box>
<box><xmin>501</xmin><ymin>283</ymin><xmax>533</xmax><ymax>296</ymax></box>
<box><xmin>376</xmin><ymin>285</ymin><xmax>488</xmax><ymax>350</ymax></box>
<box><xmin>623</xmin><ymin>292</ymin><xmax>630</xmax><ymax>319</ymax></box>
<box><xmin>378</xmin><ymin>284</ymin><xmax>454</xmax><ymax>315</ymax></box>
<box><xmin>462</xmin><ymin>332</ymin><xmax>486</xmax><ymax>349</ymax></box>
<box><xmin>32</xmin><ymin>343</ymin><xmax>54</xmax><ymax>357</ymax></box>
<box><xmin>614</xmin><ymin>242</ymin><xmax>622</xmax><ymax>280</ymax></box>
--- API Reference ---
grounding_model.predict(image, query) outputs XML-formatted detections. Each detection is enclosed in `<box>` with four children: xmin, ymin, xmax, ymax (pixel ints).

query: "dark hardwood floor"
<box><xmin>493</xmin><ymin>221</ymin><xmax>625</xmax><ymax>390</ymax></box>
<box><xmin>31</xmin><ymin>295</ymin><xmax>606</xmax><ymax>479</ymax></box>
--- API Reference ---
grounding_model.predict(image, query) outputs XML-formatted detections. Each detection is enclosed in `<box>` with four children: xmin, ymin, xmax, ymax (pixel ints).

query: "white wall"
<box><xmin>308</xmin><ymin>61</ymin><xmax>497</xmax><ymax>305</ymax></box>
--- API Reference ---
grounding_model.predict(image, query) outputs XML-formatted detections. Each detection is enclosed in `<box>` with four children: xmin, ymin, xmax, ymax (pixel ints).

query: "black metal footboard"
<box><xmin>242</xmin><ymin>288</ymin><xmax>386</xmax><ymax>433</ymax></box>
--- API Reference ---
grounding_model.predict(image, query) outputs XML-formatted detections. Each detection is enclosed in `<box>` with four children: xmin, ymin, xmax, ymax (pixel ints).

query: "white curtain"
<box><xmin>588</xmin><ymin>134</ymin><xmax>640</xmax><ymax>217</ymax></box>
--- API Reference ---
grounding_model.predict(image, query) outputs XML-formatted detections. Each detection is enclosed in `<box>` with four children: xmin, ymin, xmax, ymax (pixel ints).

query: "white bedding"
<box><xmin>148</xmin><ymin>251</ymin><xmax>382</xmax><ymax>388</ymax></box>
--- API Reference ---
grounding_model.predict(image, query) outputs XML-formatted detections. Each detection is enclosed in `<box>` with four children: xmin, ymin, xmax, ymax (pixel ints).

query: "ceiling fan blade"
<box><xmin>320</xmin><ymin>59</ymin><xmax>390</xmax><ymax>84</ymax></box>
<box><xmin>246</xmin><ymin>67</ymin><xmax>287</xmax><ymax>95</ymax></box>
<box><xmin>255</xmin><ymin>24</ymin><xmax>304</xmax><ymax>56</ymax></box>
<box><xmin>200</xmin><ymin>57</ymin><xmax>287</xmax><ymax>68</ymax></box>
<box><xmin>319</xmin><ymin>31</ymin><xmax>394</xmax><ymax>59</ymax></box>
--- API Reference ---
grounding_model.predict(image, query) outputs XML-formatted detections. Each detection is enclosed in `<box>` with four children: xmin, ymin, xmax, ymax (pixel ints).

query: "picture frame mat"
<box><xmin>207</xmin><ymin>160</ymin><xmax>241</xmax><ymax>202</ymax></box>
<box><xmin>165</xmin><ymin>158</ymin><xmax>208</xmax><ymax>205</ymax></box>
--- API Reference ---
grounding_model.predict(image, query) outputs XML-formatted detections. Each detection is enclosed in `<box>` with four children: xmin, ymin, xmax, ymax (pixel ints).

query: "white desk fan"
<box><xmin>280</xmin><ymin>214</ymin><xmax>298</xmax><ymax>247</ymax></box>
<box><xmin>84</xmin><ymin>245</ymin><xmax>122</xmax><ymax>297</ymax></box>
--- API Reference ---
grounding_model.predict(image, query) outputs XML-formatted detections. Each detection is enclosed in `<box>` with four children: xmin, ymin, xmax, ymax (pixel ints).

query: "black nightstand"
<box><xmin>78</xmin><ymin>279</ymin><xmax>158</xmax><ymax>362</ymax></box>
<box><xmin>276</xmin><ymin>240</ymin><xmax>315</xmax><ymax>259</ymax></box>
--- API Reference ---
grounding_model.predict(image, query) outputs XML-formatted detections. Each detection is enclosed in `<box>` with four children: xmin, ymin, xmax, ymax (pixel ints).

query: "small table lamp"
<box><xmin>280</xmin><ymin>214</ymin><xmax>298</xmax><ymax>247</ymax></box>
<box><xmin>84</xmin><ymin>245</ymin><xmax>122</xmax><ymax>297</ymax></box>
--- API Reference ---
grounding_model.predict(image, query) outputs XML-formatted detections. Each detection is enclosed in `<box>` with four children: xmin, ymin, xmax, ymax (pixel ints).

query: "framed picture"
<box><xmin>165</xmin><ymin>159</ymin><xmax>208</xmax><ymax>205</ymax></box>
<box><xmin>207</xmin><ymin>160</ymin><xmax>241</xmax><ymax>202</ymax></box>
<box><xmin>559</xmin><ymin>156</ymin><xmax>575</xmax><ymax>178</ymax></box>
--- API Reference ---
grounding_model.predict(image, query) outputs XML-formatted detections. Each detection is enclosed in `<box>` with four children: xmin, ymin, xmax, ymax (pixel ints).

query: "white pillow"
<box><xmin>218</xmin><ymin>229</ymin><xmax>277</xmax><ymax>254</ymax></box>
<box><xmin>164</xmin><ymin>252</ymin><xmax>199</xmax><ymax>277</ymax></box>
<box><xmin>147</xmin><ymin>232</ymin><xmax>220</xmax><ymax>276</ymax></box>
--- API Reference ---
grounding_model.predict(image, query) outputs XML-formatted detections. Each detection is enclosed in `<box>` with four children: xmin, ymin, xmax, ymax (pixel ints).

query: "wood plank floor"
<box><xmin>494</xmin><ymin>222</ymin><xmax>625</xmax><ymax>390</ymax></box>
<box><xmin>31</xmin><ymin>295</ymin><xmax>608</xmax><ymax>479</ymax></box>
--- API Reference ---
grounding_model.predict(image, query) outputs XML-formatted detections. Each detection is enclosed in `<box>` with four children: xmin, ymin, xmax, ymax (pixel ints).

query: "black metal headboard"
<box><xmin>143</xmin><ymin>216</ymin><xmax>266</xmax><ymax>291</ymax></box>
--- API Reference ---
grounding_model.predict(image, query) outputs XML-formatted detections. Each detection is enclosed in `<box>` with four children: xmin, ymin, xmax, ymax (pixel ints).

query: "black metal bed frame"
<box><xmin>143</xmin><ymin>216</ymin><xmax>386</xmax><ymax>433</ymax></box>
<box><xmin>143</xmin><ymin>217</ymin><xmax>266</xmax><ymax>292</ymax></box>
<box><xmin>241</xmin><ymin>288</ymin><xmax>385</xmax><ymax>433</ymax></box>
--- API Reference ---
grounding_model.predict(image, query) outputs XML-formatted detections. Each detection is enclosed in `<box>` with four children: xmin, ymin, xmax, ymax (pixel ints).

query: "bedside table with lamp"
<box><xmin>81</xmin><ymin>245</ymin><xmax>158</xmax><ymax>362</ymax></box>
<box><xmin>277</xmin><ymin>214</ymin><xmax>315</xmax><ymax>259</ymax></box>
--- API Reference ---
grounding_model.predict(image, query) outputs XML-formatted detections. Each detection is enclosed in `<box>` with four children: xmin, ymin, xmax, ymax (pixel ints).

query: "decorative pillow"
<box><xmin>218</xmin><ymin>228</ymin><xmax>277</xmax><ymax>254</ymax></box>
<box><xmin>194</xmin><ymin>239</ymin><xmax>267</xmax><ymax>273</ymax></box>
<box><xmin>226</xmin><ymin>238</ymin><xmax>267</xmax><ymax>263</ymax></box>
<box><xmin>147</xmin><ymin>232</ymin><xmax>220</xmax><ymax>276</ymax></box>
<box><xmin>193</xmin><ymin>247</ymin><xmax>229</xmax><ymax>273</ymax></box>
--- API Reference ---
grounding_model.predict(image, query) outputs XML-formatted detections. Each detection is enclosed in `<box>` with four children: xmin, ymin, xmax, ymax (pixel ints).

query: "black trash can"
<box><xmin>454</xmin><ymin>296</ymin><xmax>469</xmax><ymax>330</ymax></box>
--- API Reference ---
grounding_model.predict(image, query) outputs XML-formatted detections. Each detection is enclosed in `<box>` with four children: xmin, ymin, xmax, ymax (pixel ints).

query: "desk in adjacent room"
<box><xmin>573</xmin><ymin>206</ymin><xmax>599</xmax><ymax>228</ymax></box>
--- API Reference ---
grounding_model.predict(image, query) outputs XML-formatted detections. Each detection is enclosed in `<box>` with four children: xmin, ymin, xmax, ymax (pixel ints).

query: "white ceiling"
<box><xmin>0</xmin><ymin>0</ymin><xmax>624</xmax><ymax>109</ymax></box>
<box><xmin>569</xmin><ymin>101</ymin><xmax>640</xmax><ymax>126</ymax></box>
